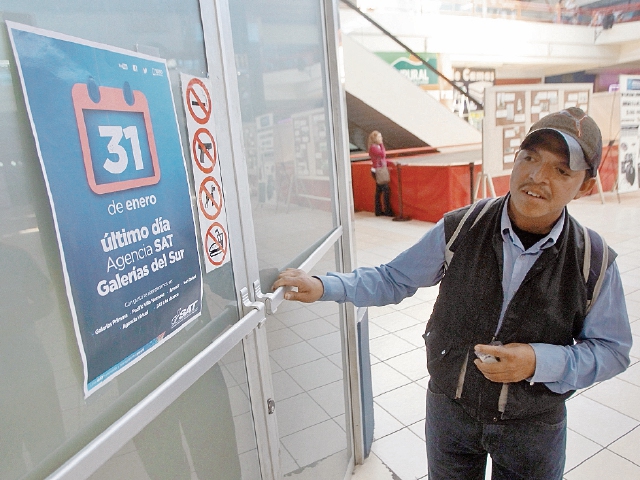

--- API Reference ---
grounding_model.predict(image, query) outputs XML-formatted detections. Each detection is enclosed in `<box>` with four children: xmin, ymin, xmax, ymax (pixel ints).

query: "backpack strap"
<box><xmin>445</xmin><ymin>198</ymin><xmax>499</xmax><ymax>269</ymax></box>
<box><xmin>582</xmin><ymin>226</ymin><xmax>610</xmax><ymax>314</ymax></box>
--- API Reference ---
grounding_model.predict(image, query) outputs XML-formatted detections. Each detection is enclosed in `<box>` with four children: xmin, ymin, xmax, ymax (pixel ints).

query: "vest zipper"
<box><xmin>455</xmin><ymin>351</ymin><xmax>469</xmax><ymax>399</ymax></box>
<box><xmin>498</xmin><ymin>383</ymin><xmax>509</xmax><ymax>413</ymax></box>
<box><xmin>489</xmin><ymin>336</ymin><xmax>509</xmax><ymax>414</ymax></box>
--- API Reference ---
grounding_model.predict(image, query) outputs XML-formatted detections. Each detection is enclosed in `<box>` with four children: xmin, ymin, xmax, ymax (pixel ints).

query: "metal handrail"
<box><xmin>340</xmin><ymin>0</ymin><xmax>484</xmax><ymax>109</ymax></box>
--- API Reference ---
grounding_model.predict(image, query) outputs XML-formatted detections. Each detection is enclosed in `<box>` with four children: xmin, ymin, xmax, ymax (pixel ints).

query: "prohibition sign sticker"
<box><xmin>185</xmin><ymin>78</ymin><xmax>212</xmax><ymax>125</ymax></box>
<box><xmin>191</xmin><ymin>128</ymin><xmax>216</xmax><ymax>174</ymax></box>
<box><xmin>199</xmin><ymin>176</ymin><xmax>223</xmax><ymax>220</ymax></box>
<box><xmin>205</xmin><ymin>222</ymin><xmax>228</xmax><ymax>267</ymax></box>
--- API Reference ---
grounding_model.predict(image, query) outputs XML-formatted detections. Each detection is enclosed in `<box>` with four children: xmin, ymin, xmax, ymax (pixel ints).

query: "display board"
<box><xmin>618</xmin><ymin>75</ymin><xmax>640</xmax><ymax>193</ymax></box>
<box><xmin>483</xmin><ymin>83</ymin><xmax>593</xmax><ymax>179</ymax></box>
<box><xmin>589</xmin><ymin>91</ymin><xmax>619</xmax><ymax>146</ymax></box>
<box><xmin>292</xmin><ymin>108</ymin><xmax>330</xmax><ymax>178</ymax></box>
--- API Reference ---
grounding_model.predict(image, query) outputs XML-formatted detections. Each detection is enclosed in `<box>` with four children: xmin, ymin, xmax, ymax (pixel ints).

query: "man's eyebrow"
<box><xmin>526</xmin><ymin>146</ymin><xmax>571</xmax><ymax>165</ymax></box>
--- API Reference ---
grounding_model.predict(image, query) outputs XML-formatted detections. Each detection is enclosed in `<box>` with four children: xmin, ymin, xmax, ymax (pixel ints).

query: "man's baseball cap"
<box><xmin>521</xmin><ymin>107</ymin><xmax>603</xmax><ymax>177</ymax></box>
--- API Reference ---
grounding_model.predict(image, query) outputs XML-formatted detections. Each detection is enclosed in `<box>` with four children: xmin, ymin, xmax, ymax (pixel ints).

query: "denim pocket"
<box><xmin>531</xmin><ymin>414</ymin><xmax>567</xmax><ymax>432</ymax></box>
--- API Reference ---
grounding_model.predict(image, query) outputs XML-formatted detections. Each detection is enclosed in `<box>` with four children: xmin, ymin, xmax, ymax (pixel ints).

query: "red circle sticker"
<box><xmin>205</xmin><ymin>222</ymin><xmax>228</xmax><ymax>267</ymax></box>
<box><xmin>186</xmin><ymin>78</ymin><xmax>212</xmax><ymax>125</ymax></box>
<box><xmin>191</xmin><ymin>128</ymin><xmax>217</xmax><ymax>174</ymax></box>
<box><xmin>199</xmin><ymin>176</ymin><xmax>223</xmax><ymax>220</ymax></box>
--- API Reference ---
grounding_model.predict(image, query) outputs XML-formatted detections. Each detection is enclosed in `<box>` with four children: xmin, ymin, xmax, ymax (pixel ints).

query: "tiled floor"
<box><xmin>350</xmin><ymin>191</ymin><xmax>640</xmax><ymax>480</ymax></box>
<box><xmin>266</xmin><ymin>252</ymin><xmax>351</xmax><ymax>479</ymax></box>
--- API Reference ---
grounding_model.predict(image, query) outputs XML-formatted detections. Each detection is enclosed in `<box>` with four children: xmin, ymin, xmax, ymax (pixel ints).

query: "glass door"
<box><xmin>224</xmin><ymin>0</ymin><xmax>357</xmax><ymax>478</ymax></box>
<box><xmin>0</xmin><ymin>0</ymin><xmax>356</xmax><ymax>478</ymax></box>
<box><xmin>0</xmin><ymin>1</ymin><xmax>265</xmax><ymax>479</ymax></box>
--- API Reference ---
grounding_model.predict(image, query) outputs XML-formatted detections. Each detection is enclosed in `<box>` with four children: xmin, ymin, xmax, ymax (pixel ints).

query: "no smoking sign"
<box><xmin>185</xmin><ymin>78</ymin><xmax>212</xmax><ymax>125</ymax></box>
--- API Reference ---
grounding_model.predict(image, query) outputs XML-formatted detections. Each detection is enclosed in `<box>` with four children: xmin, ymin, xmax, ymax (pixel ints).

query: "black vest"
<box><xmin>424</xmin><ymin>197</ymin><xmax>615</xmax><ymax>421</ymax></box>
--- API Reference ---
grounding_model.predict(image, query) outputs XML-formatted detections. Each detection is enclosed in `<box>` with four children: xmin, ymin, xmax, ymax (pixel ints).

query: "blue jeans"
<box><xmin>426</xmin><ymin>381</ymin><xmax>566</xmax><ymax>480</ymax></box>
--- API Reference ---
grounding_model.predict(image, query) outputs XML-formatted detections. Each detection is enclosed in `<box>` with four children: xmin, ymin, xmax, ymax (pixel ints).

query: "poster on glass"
<box><xmin>8</xmin><ymin>22</ymin><xmax>203</xmax><ymax>396</ymax></box>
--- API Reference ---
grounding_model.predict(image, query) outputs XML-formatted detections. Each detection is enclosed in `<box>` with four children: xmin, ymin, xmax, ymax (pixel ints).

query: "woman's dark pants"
<box><xmin>372</xmin><ymin>172</ymin><xmax>393</xmax><ymax>216</ymax></box>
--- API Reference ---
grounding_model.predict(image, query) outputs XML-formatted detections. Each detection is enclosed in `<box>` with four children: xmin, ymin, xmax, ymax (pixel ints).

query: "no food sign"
<box><xmin>205</xmin><ymin>222</ymin><xmax>228</xmax><ymax>267</ymax></box>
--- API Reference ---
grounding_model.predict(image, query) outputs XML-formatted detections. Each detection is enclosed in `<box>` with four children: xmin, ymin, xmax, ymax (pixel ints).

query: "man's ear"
<box><xmin>574</xmin><ymin>176</ymin><xmax>597</xmax><ymax>200</ymax></box>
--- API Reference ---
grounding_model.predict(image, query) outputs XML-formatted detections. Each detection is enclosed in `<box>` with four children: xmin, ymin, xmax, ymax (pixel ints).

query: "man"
<box><xmin>272</xmin><ymin>108</ymin><xmax>632</xmax><ymax>479</ymax></box>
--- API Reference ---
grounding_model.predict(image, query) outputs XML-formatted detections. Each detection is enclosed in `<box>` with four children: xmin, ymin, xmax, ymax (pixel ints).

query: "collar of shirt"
<box><xmin>499</xmin><ymin>195</ymin><xmax>566</xmax><ymax>254</ymax></box>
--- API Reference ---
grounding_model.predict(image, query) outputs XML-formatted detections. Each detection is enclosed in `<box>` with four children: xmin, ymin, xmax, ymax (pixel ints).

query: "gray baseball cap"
<box><xmin>522</xmin><ymin>107</ymin><xmax>603</xmax><ymax>177</ymax></box>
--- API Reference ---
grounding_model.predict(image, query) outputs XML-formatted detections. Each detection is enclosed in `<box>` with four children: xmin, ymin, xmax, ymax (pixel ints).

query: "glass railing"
<box><xmin>352</xmin><ymin>0</ymin><xmax>640</xmax><ymax>27</ymax></box>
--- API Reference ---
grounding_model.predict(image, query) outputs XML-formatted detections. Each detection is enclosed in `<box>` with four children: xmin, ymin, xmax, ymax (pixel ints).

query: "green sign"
<box><xmin>375</xmin><ymin>52</ymin><xmax>439</xmax><ymax>86</ymax></box>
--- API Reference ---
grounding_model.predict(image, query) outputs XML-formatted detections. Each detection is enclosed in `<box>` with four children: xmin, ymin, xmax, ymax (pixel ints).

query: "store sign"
<box><xmin>453</xmin><ymin>67</ymin><xmax>495</xmax><ymax>85</ymax></box>
<box><xmin>452</xmin><ymin>67</ymin><xmax>495</xmax><ymax>111</ymax></box>
<box><xmin>375</xmin><ymin>52</ymin><xmax>439</xmax><ymax>86</ymax></box>
<box><xmin>8</xmin><ymin>22</ymin><xmax>203</xmax><ymax>396</ymax></box>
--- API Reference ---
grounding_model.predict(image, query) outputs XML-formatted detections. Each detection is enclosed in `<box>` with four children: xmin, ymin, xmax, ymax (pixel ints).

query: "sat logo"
<box><xmin>72</xmin><ymin>78</ymin><xmax>161</xmax><ymax>194</ymax></box>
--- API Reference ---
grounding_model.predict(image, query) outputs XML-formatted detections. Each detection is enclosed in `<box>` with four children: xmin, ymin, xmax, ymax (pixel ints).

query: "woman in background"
<box><xmin>368</xmin><ymin>130</ymin><xmax>394</xmax><ymax>217</ymax></box>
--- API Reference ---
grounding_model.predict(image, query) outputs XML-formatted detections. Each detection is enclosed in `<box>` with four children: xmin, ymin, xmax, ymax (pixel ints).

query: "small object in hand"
<box><xmin>475</xmin><ymin>340</ymin><xmax>503</xmax><ymax>364</ymax></box>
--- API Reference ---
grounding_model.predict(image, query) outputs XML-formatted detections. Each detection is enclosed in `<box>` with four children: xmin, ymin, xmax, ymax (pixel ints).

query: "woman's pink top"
<box><xmin>369</xmin><ymin>143</ymin><xmax>386</xmax><ymax>169</ymax></box>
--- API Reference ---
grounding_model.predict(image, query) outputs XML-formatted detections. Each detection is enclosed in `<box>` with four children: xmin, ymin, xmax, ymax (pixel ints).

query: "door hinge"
<box><xmin>241</xmin><ymin>286</ymin><xmax>264</xmax><ymax>314</ymax></box>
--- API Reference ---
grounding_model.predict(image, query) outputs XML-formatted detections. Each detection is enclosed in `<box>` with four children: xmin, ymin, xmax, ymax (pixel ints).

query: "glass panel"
<box><xmin>227</xmin><ymin>0</ymin><xmax>337</xmax><ymax>290</ymax></box>
<box><xmin>89</xmin><ymin>343</ymin><xmax>260</xmax><ymax>480</ymax></box>
<box><xmin>0</xmin><ymin>2</ymin><xmax>242</xmax><ymax>478</ymax></box>
<box><xmin>267</xmin><ymin>246</ymin><xmax>350</xmax><ymax>478</ymax></box>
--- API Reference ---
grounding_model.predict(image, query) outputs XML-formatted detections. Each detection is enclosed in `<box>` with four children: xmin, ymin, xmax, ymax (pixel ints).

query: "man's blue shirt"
<box><xmin>319</xmin><ymin>202</ymin><xmax>632</xmax><ymax>394</ymax></box>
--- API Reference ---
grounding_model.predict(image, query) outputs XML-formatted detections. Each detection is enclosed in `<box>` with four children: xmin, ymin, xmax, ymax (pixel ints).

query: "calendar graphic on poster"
<box><xmin>72</xmin><ymin>80</ymin><xmax>161</xmax><ymax>194</ymax></box>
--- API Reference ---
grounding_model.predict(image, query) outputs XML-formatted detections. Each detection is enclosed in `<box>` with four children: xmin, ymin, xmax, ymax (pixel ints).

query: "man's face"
<box><xmin>508</xmin><ymin>135</ymin><xmax>596</xmax><ymax>234</ymax></box>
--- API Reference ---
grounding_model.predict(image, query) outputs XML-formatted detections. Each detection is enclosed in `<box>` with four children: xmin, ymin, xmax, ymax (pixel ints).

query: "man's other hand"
<box><xmin>272</xmin><ymin>268</ymin><xmax>324</xmax><ymax>303</ymax></box>
<box><xmin>473</xmin><ymin>343</ymin><xmax>536</xmax><ymax>383</ymax></box>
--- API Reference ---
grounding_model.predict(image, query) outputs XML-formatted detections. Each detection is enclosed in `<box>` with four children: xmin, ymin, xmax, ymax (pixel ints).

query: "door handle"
<box><xmin>253</xmin><ymin>279</ymin><xmax>286</xmax><ymax>315</ymax></box>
